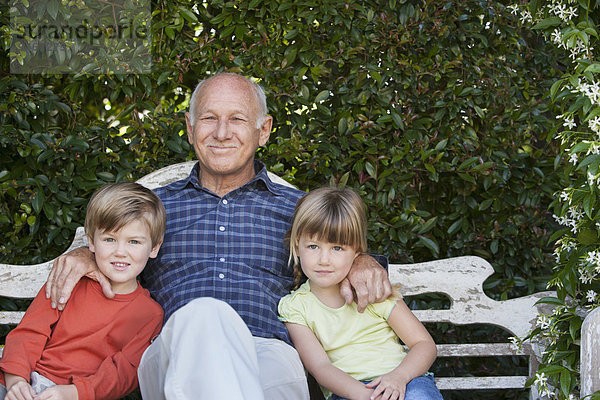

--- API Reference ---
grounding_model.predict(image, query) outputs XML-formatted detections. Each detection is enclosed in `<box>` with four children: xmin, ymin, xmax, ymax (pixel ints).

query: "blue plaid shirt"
<box><xmin>141</xmin><ymin>161</ymin><xmax>305</xmax><ymax>343</ymax></box>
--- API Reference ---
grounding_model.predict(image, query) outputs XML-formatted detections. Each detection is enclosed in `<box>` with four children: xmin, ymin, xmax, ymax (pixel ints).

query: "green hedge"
<box><xmin>1</xmin><ymin>1</ymin><xmax>566</xmax><ymax>398</ymax></box>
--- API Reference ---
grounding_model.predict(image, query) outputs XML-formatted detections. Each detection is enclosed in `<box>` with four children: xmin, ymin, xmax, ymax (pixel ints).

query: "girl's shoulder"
<box><xmin>278</xmin><ymin>281</ymin><xmax>315</xmax><ymax>324</ymax></box>
<box><xmin>365</xmin><ymin>296</ymin><xmax>400</xmax><ymax>319</ymax></box>
<box><xmin>279</xmin><ymin>281</ymin><xmax>312</xmax><ymax>306</ymax></box>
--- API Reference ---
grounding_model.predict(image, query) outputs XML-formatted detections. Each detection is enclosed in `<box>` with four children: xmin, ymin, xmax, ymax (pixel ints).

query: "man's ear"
<box><xmin>185</xmin><ymin>112</ymin><xmax>194</xmax><ymax>144</ymax></box>
<box><xmin>258</xmin><ymin>115</ymin><xmax>273</xmax><ymax>146</ymax></box>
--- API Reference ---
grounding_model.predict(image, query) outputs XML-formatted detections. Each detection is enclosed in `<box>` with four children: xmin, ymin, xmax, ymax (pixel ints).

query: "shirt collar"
<box><xmin>167</xmin><ymin>160</ymin><xmax>287</xmax><ymax>197</ymax></box>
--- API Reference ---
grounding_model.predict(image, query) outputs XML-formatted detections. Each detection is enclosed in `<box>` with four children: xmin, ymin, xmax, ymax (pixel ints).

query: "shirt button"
<box><xmin>219</xmin><ymin>257</ymin><xmax>225</xmax><ymax>262</ymax></box>
<box><xmin>219</xmin><ymin>226</ymin><xmax>225</xmax><ymax>231</ymax></box>
<box><xmin>222</xmin><ymin>199</ymin><xmax>228</xmax><ymax>205</ymax></box>
<box><xmin>218</xmin><ymin>273</ymin><xmax>225</xmax><ymax>279</ymax></box>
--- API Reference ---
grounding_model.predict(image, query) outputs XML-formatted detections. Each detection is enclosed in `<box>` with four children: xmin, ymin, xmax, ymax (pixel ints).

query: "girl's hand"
<box><xmin>366</xmin><ymin>372</ymin><xmax>409</xmax><ymax>400</ymax></box>
<box><xmin>34</xmin><ymin>384</ymin><xmax>78</xmax><ymax>400</ymax></box>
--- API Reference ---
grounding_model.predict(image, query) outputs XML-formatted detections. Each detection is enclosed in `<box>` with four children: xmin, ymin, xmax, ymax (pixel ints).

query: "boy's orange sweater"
<box><xmin>0</xmin><ymin>278</ymin><xmax>163</xmax><ymax>400</ymax></box>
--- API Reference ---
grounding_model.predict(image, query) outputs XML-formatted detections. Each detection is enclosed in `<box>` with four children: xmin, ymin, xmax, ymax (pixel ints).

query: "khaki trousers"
<box><xmin>138</xmin><ymin>297</ymin><xmax>309</xmax><ymax>400</ymax></box>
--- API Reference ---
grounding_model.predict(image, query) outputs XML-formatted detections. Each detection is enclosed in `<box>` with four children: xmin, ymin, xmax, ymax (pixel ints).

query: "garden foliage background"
<box><xmin>0</xmin><ymin>0</ymin><xmax>576</xmax><ymax>398</ymax></box>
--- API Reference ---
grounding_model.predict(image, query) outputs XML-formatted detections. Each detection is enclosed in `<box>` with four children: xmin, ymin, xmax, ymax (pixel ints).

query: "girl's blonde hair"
<box><xmin>85</xmin><ymin>182</ymin><xmax>166</xmax><ymax>247</ymax></box>
<box><xmin>288</xmin><ymin>186</ymin><xmax>367</xmax><ymax>289</ymax></box>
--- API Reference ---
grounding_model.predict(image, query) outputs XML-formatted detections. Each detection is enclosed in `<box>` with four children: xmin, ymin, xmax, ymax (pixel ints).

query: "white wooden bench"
<box><xmin>1</xmin><ymin>161</ymin><xmax>597</xmax><ymax>399</ymax></box>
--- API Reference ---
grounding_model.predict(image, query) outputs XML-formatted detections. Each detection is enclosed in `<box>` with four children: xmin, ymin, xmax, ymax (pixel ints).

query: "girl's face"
<box><xmin>297</xmin><ymin>234</ymin><xmax>359</xmax><ymax>290</ymax></box>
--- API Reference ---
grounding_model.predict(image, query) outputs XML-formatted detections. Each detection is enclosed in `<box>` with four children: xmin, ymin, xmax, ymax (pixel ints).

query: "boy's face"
<box><xmin>88</xmin><ymin>219</ymin><xmax>161</xmax><ymax>294</ymax></box>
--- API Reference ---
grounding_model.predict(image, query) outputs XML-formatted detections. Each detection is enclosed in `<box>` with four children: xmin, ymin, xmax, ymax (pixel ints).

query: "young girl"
<box><xmin>278</xmin><ymin>187</ymin><xmax>443</xmax><ymax>400</ymax></box>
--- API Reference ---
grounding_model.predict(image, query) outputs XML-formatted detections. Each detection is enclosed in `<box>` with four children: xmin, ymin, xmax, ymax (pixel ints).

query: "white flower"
<box><xmin>569</xmin><ymin>152</ymin><xmax>578</xmax><ymax>165</ymax></box>
<box><xmin>551</xmin><ymin>29</ymin><xmax>562</xmax><ymax>44</ymax></box>
<box><xmin>579</xmin><ymin>267</ymin><xmax>594</xmax><ymax>284</ymax></box>
<box><xmin>551</xmin><ymin>2</ymin><xmax>578</xmax><ymax>22</ymax></box>
<box><xmin>566</xmin><ymin>6</ymin><xmax>578</xmax><ymax>20</ymax></box>
<box><xmin>537</xmin><ymin>314</ymin><xmax>551</xmax><ymax>329</ymax></box>
<box><xmin>589</xmin><ymin>171</ymin><xmax>598</xmax><ymax>186</ymax></box>
<box><xmin>585</xmin><ymin>250</ymin><xmax>600</xmax><ymax>266</ymax></box>
<box><xmin>589</xmin><ymin>82</ymin><xmax>600</xmax><ymax>105</ymax></box>
<box><xmin>553</xmin><ymin>214</ymin><xmax>569</xmax><ymax>226</ymax></box>
<box><xmin>563</xmin><ymin>115</ymin><xmax>576</xmax><ymax>129</ymax></box>
<box><xmin>587</xmin><ymin>142</ymin><xmax>600</xmax><ymax>155</ymax></box>
<box><xmin>519</xmin><ymin>10</ymin><xmax>533</xmax><ymax>24</ymax></box>
<box><xmin>534</xmin><ymin>371</ymin><xmax>548</xmax><ymax>387</ymax></box>
<box><xmin>587</xmin><ymin>290</ymin><xmax>597</xmax><ymax>303</ymax></box>
<box><xmin>507</xmin><ymin>4</ymin><xmax>519</xmax><ymax>15</ymax></box>
<box><xmin>589</xmin><ymin>116</ymin><xmax>600</xmax><ymax>136</ymax></box>
<box><xmin>568</xmin><ymin>206</ymin><xmax>584</xmax><ymax>220</ymax></box>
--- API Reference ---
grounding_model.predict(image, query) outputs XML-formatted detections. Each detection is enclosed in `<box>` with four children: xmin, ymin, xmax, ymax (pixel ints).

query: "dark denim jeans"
<box><xmin>328</xmin><ymin>373</ymin><xmax>443</xmax><ymax>400</ymax></box>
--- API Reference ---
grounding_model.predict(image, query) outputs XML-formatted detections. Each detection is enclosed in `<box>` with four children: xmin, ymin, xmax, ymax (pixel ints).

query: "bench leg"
<box><xmin>581</xmin><ymin>308</ymin><xmax>600</xmax><ymax>397</ymax></box>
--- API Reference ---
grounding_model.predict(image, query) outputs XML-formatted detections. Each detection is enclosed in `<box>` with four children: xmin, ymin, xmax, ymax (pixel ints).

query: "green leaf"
<box><xmin>391</xmin><ymin>111</ymin><xmax>404</xmax><ymax>130</ymax></box>
<box><xmin>157</xmin><ymin>71</ymin><xmax>170</xmax><ymax>85</ymax></box>
<box><xmin>560</xmin><ymin>370</ymin><xmax>572</xmax><ymax>397</ymax></box>
<box><xmin>165</xmin><ymin>26</ymin><xmax>175</xmax><ymax>40</ymax></box>
<box><xmin>365</xmin><ymin>162</ymin><xmax>376</xmax><ymax>178</ymax></box>
<box><xmin>490</xmin><ymin>239</ymin><xmax>498</xmax><ymax>254</ymax></box>
<box><xmin>424</xmin><ymin>163</ymin><xmax>436</xmax><ymax>175</ymax></box>
<box><xmin>479</xmin><ymin>199</ymin><xmax>494</xmax><ymax>211</ymax></box>
<box><xmin>46</xmin><ymin>0</ymin><xmax>59</xmax><ymax>19</ymax></box>
<box><xmin>32</xmin><ymin>190</ymin><xmax>45</xmax><ymax>214</ymax></box>
<box><xmin>447</xmin><ymin>218</ymin><xmax>463</xmax><ymax>235</ymax></box>
<box><xmin>417</xmin><ymin>235</ymin><xmax>439</xmax><ymax>256</ymax></box>
<box><xmin>314</xmin><ymin>90</ymin><xmax>330</xmax><ymax>103</ymax></box>
<box><xmin>283</xmin><ymin>46</ymin><xmax>298</xmax><ymax>66</ymax></box>
<box><xmin>457</xmin><ymin>157</ymin><xmax>479</xmax><ymax>171</ymax></box>
<box><xmin>584</xmin><ymin>63</ymin><xmax>600</xmax><ymax>74</ymax></box>
<box><xmin>457</xmin><ymin>173</ymin><xmax>476</xmax><ymax>184</ymax></box>
<box><xmin>178</xmin><ymin>7</ymin><xmax>198</xmax><ymax>23</ymax></box>
<box><xmin>435</xmin><ymin>139</ymin><xmax>447</xmax><ymax>151</ymax></box>
<box><xmin>284</xmin><ymin>29</ymin><xmax>299</xmax><ymax>40</ymax></box>
<box><xmin>577</xmin><ymin>228</ymin><xmax>598</xmax><ymax>245</ymax></box>
<box><xmin>535</xmin><ymin>297</ymin><xmax>564</xmax><ymax>306</ymax></box>
<box><xmin>337</xmin><ymin>117</ymin><xmax>347</xmax><ymax>134</ymax></box>
<box><xmin>418</xmin><ymin>216</ymin><xmax>438</xmax><ymax>234</ymax></box>
<box><xmin>549</xmin><ymin>78</ymin><xmax>565</xmax><ymax>99</ymax></box>
<box><xmin>533</xmin><ymin>17</ymin><xmax>562</xmax><ymax>30</ymax></box>
<box><xmin>97</xmin><ymin>172</ymin><xmax>115</xmax><ymax>181</ymax></box>
<box><xmin>569</xmin><ymin>317</ymin><xmax>582</xmax><ymax>340</ymax></box>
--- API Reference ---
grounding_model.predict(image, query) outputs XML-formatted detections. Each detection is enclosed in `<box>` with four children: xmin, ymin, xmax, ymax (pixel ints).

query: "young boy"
<box><xmin>0</xmin><ymin>182</ymin><xmax>165</xmax><ymax>400</ymax></box>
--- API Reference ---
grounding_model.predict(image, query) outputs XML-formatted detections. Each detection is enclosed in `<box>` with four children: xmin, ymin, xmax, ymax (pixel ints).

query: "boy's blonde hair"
<box><xmin>288</xmin><ymin>186</ymin><xmax>368</xmax><ymax>288</ymax></box>
<box><xmin>85</xmin><ymin>182</ymin><xmax>166</xmax><ymax>247</ymax></box>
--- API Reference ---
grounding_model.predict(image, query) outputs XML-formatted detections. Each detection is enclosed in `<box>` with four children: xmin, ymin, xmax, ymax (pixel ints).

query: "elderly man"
<box><xmin>47</xmin><ymin>73</ymin><xmax>392</xmax><ymax>400</ymax></box>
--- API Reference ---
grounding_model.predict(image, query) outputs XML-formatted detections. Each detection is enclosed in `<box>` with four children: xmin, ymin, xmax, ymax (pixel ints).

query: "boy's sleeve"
<box><xmin>71</xmin><ymin>304</ymin><xmax>163</xmax><ymax>400</ymax></box>
<box><xmin>0</xmin><ymin>284</ymin><xmax>60</xmax><ymax>383</ymax></box>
